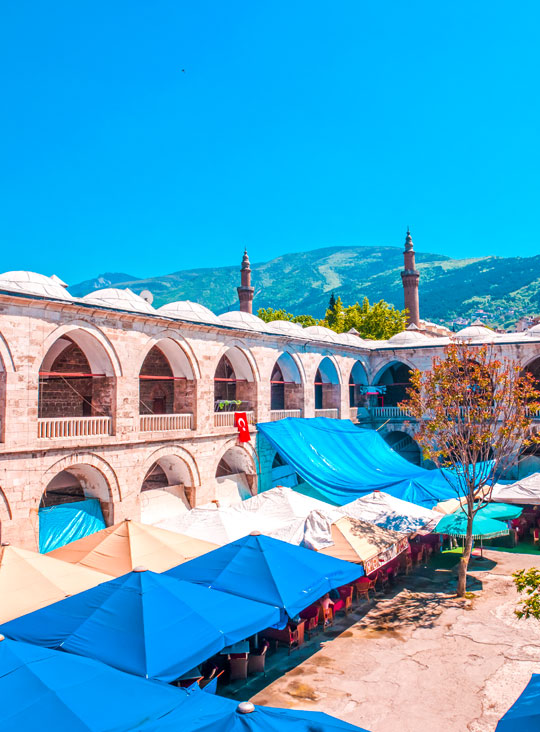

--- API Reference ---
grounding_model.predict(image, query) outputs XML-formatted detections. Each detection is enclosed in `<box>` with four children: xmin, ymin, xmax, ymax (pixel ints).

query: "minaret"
<box><xmin>401</xmin><ymin>229</ymin><xmax>420</xmax><ymax>327</ymax></box>
<box><xmin>237</xmin><ymin>249</ymin><xmax>254</xmax><ymax>313</ymax></box>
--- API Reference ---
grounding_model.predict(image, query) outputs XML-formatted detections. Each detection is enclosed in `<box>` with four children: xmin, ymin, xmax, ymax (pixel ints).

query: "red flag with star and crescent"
<box><xmin>234</xmin><ymin>412</ymin><xmax>251</xmax><ymax>442</ymax></box>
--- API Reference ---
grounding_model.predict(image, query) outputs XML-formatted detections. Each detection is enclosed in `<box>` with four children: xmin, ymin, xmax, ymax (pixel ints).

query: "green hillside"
<box><xmin>70</xmin><ymin>246</ymin><xmax>540</xmax><ymax>327</ymax></box>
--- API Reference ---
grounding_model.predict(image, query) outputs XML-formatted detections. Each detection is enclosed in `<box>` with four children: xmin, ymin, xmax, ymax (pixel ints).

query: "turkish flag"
<box><xmin>234</xmin><ymin>412</ymin><xmax>251</xmax><ymax>442</ymax></box>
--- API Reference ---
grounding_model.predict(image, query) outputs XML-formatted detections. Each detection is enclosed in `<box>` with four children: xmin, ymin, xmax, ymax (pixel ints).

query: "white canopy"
<box><xmin>341</xmin><ymin>491</ymin><xmax>439</xmax><ymax>534</ymax></box>
<box><xmin>237</xmin><ymin>485</ymin><xmax>342</xmax><ymax>523</ymax></box>
<box><xmin>156</xmin><ymin>505</ymin><xmax>287</xmax><ymax>545</ymax></box>
<box><xmin>491</xmin><ymin>474</ymin><xmax>540</xmax><ymax>505</ymax></box>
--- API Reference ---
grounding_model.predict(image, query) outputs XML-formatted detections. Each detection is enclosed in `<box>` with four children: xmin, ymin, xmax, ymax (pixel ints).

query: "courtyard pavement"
<box><xmin>245</xmin><ymin>549</ymin><xmax>540</xmax><ymax>732</ymax></box>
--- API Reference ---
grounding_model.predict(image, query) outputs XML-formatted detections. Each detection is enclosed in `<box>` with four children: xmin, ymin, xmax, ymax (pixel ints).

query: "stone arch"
<box><xmin>314</xmin><ymin>356</ymin><xmax>341</xmax><ymax>411</ymax></box>
<box><xmin>40</xmin><ymin>322</ymin><xmax>122</xmax><ymax>377</ymax></box>
<box><xmin>138</xmin><ymin>336</ymin><xmax>197</xmax><ymax>417</ymax></box>
<box><xmin>139</xmin><ymin>446</ymin><xmax>200</xmax><ymax>523</ymax></box>
<box><xmin>214</xmin><ymin>345</ymin><xmax>258</xmax><ymax>412</ymax></box>
<box><xmin>372</xmin><ymin>360</ymin><xmax>414</xmax><ymax>407</ymax></box>
<box><xmin>38</xmin><ymin>324</ymin><xmax>119</xmax><ymax>421</ymax></box>
<box><xmin>213</xmin><ymin>439</ymin><xmax>258</xmax><ymax>502</ymax></box>
<box><xmin>383</xmin><ymin>429</ymin><xmax>422</xmax><ymax>466</ymax></box>
<box><xmin>0</xmin><ymin>331</ymin><xmax>15</xmax><ymax>373</ymax></box>
<box><xmin>138</xmin><ymin>331</ymin><xmax>201</xmax><ymax>379</ymax></box>
<box><xmin>348</xmin><ymin>360</ymin><xmax>369</xmax><ymax>408</ymax></box>
<box><xmin>0</xmin><ymin>332</ymin><xmax>11</xmax><ymax>443</ymax></box>
<box><xmin>270</xmin><ymin>351</ymin><xmax>304</xmax><ymax>413</ymax></box>
<box><xmin>40</xmin><ymin>453</ymin><xmax>121</xmax><ymax>527</ymax></box>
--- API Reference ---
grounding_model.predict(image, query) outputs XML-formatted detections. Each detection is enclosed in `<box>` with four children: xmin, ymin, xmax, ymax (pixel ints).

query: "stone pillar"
<box><xmin>237</xmin><ymin>249</ymin><xmax>255</xmax><ymax>314</ymax></box>
<box><xmin>401</xmin><ymin>229</ymin><xmax>420</xmax><ymax>327</ymax></box>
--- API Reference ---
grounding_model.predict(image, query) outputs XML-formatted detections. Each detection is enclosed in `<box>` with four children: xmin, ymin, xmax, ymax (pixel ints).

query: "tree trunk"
<box><xmin>457</xmin><ymin>511</ymin><xmax>474</xmax><ymax>597</ymax></box>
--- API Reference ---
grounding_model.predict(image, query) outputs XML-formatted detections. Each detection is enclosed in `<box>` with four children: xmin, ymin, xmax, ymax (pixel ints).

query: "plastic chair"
<box><xmin>355</xmin><ymin>577</ymin><xmax>375</xmax><ymax>601</ymax></box>
<box><xmin>247</xmin><ymin>642</ymin><xmax>269</xmax><ymax>675</ymax></box>
<box><xmin>336</xmin><ymin>585</ymin><xmax>353</xmax><ymax>615</ymax></box>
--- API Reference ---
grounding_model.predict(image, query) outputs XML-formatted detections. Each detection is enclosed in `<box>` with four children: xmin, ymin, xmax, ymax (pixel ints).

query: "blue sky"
<box><xmin>1</xmin><ymin>1</ymin><xmax>539</xmax><ymax>283</ymax></box>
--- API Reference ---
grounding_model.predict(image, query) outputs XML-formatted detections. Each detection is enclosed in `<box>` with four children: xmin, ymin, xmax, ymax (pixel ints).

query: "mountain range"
<box><xmin>70</xmin><ymin>246</ymin><xmax>540</xmax><ymax>327</ymax></box>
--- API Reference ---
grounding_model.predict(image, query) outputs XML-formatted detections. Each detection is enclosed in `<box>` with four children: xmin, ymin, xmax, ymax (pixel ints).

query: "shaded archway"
<box><xmin>141</xmin><ymin>455</ymin><xmax>194</xmax><ymax>524</ymax></box>
<box><xmin>38</xmin><ymin>328</ymin><xmax>116</xmax><ymax>434</ymax></box>
<box><xmin>384</xmin><ymin>431</ymin><xmax>422</xmax><ymax>466</ymax></box>
<box><xmin>374</xmin><ymin>362</ymin><xmax>412</xmax><ymax>407</ymax></box>
<box><xmin>349</xmin><ymin>361</ymin><xmax>369</xmax><ymax>408</ymax></box>
<box><xmin>314</xmin><ymin>357</ymin><xmax>340</xmax><ymax>412</ymax></box>
<box><xmin>215</xmin><ymin>445</ymin><xmax>257</xmax><ymax>503</ymax></box>
<box><xmin>271</xmin><ymin>352</ymin><xmax>303</xmax><ymax>414</ymax></box>
<box><xmin>139</xmin><ymin>339</ymin><xmax>195</xmax><ymax>425</ymax></box>
<box><xmin>214</xmin><ymin>347</ymin><xmax>256</xmax><ymax>413</ymax></box>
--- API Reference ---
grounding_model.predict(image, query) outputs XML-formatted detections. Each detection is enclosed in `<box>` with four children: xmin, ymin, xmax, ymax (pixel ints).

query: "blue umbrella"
<box><xmin>166</xmin><ymin>533</ymin><xmax>362</xmax><ymax>626</ymax></box>
<box><xmin>435</xmin><ymin>511</ymin><xmax>510</xmax><ymax>540</ymax></box>
<box><xmin>142</xmin><ymin>691</ymin><xmax>371</xmax><ymax>731</ymax></box>
<box><xmin>496</xmin><ymin>674</ymin><xmax>540</xmax><ymax>731</ymax></box>
<box><xmin>0</xmin><ymin>635</ymin><xmax>186</xmax><ymax>732</ymax></box>
<box><xmin>0</xmin><ymin>568</ymin><xmax>280</xmax><ymax>682</ymax></box>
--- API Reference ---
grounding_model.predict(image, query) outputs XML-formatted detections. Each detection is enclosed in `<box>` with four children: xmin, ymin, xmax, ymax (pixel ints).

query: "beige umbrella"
<box><xmin>47</xmin><ymin>519</ymin><xmax>218</xmax><ymax>576</ymax></box>
<box><xmin>317</xmin><ymin>516</ymin><xmax>409</xmax><ymax>575</ymax></box>
<box><xmin>0</xmin><ymin>544</ymin><xmax>109</xmax><ymax>623</ymax></box>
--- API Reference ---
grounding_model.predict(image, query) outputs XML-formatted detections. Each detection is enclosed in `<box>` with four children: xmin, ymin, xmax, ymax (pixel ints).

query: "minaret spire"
<box><xmin>237</xmin><ymin>249</ymin><xmax>254</xmax><ymax>313</ymax></box>
<box><xmin>401</xmin><ymin>229</ymin><xmax>420</xmax><ymax>327</ymax></box>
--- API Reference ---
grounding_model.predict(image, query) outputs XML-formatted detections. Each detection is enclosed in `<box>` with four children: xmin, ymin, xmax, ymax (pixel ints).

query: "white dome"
<box><xmin>157</xmin><ymin>300</ymin><xmax>220</xmax><ymax>324</ymax></box>
<box><xmin>267</xmin><ymin>320</ymin><xmax>304</xmax><ymax>335</ymax></box>
<box><xmin>81</xmin><ymin>288</ymin><xmax>155</xmax><ymax>314</ymax></box>
<box><xmin>526</xmin><ymin>324</ymin><xmax>540</xmax><ymax>336</ymax></box>
<box><xmin>455</xmin><ymin>325</ymin><xmax>495</xmax><ymax>342</ymax></box>
<box><xmin>335</xmin><ymin>332</ymin><xmax>365</xmax><ymax>346</ymax></box>
<box><xmin>302</xmin><ymin>325</ymin><xmax>340</xmax><ymax>342</ymax></box>
<box><xmin>218</xmin><ymin>311</ymin><xmax>268</xmax><ymax>331</ymax></box>
<box><xmin>386</xmin><ymin>329</ymin><xmax>430</xmax><ymax>345</ymax></box>
<box><xmin>0</xmin><ymin>271</ymin><xmax>74</xmax><ymax>301</ymax></box>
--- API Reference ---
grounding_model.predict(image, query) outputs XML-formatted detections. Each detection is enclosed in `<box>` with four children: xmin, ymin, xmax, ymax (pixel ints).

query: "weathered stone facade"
<box><xmin>1</xmin><ymin>273</ymin><xmax>540</xmax><ymax>550</ymax></box>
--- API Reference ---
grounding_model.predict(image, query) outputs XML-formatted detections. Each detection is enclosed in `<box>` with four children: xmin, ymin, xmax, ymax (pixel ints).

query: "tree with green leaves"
<box><xmin>402</xmin><ymin>343</ymin><xmax>540</xmax><ymax>597</ymax></box>
<box><xmin>322</xmin><ymin>296</ymin><xmax>407</xmax><ymax>339</ymax></box>
<box><xmin>514</xmin><ymin>568</ymin><xmax>540</xmax><ymax>619</ymax></box>
<box><xmin>257</xmin><ymin>307</ymin><xmax>319</xmax><ymax>327</ymax></box>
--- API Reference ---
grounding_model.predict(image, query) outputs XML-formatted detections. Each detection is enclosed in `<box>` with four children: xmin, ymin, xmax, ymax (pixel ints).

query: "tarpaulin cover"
<box><xmin>47</xmin><ymin>519</ymin><xmax>217</xmax><ymax>576</ymax></box>
<box><xmin>341</xmin><ymin>492</ymin><xmax>440</xmax><ymax>534</ymax></box>
<box><xmin>0</xmin><ymin>569</ymin><xmax>281</xmax><ymax>682</ymax></box>
<box><xmin>257</xmin><ymin>418</ymin><xmax>467</xmax><ymax>508</ymax></box>
<box><xmin>0</xmin><ymin>544</ymin><xmax>109</xmax><ymax>624</ymax></box>
<box><xmin>166</xmin><ymin>533</ymin><xmax>362</xmax><ymax>627</ymax></box>
<box><xmin>0</xmin><ymin>637</ymin><xmax>370</xmax><ymax>732</ymax></box>
<box><xmin>496</xmin><ymin>673</ymin><xmax>540</xmax><ymax>732</ymax></box>
<box><xmin>0</xmin><ymin>636</ymin><xmax>186</xmax><ymax>732</ymax></box>
<box><xmin>491</xmin><ymin>473</ymin><xmax>540</xmax><ymax>504</ymax></box>
<box><xmin>39</xmin><ymin>498</ymin><xmax>106</xmax><ymax>553</ymax></box>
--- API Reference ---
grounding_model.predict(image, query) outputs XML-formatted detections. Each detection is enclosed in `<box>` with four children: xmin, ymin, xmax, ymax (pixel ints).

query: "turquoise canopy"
<box><xmin>38</xmin><ymin>498</ymin><xmax>105</xmax><ymax>553</ymax></box>
<box><xmin>0</xmin><ymin>569</ymin><xmax>280</xmax><ymax>682</ymax></box>
<box><xmin>476</xmin><ymin>502</ymin><xmax>522</xmax><ymax>521</ymax></box>
<box><xmin>257</xmin><ymin>418</ymin><xmax>481</xmax><ymax>508</ymax></box>
<box><xmin>435</xmin><ymin>510</ymin><xmax>509</xmax><ymax>540</ymax></box>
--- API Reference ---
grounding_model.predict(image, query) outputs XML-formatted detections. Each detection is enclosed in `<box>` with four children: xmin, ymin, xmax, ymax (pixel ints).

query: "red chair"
<box><xmin>354</xmin><ymin>576</ymin><xmax>374</xmax><ymax>601</ymax></box>
<box><xmin>263</xmin><ymin>622</ymin><xmax>304</xmax><ymax>654</ymax></box>
<box><xmin>300</xmin><ymin>604</ymin><xmax>320</xmax><ymax>639</ymax></box>
<box><xmin>335</xmin><ymin>585</ymin><xmax>353</xmax><ymax>615</ymax></box>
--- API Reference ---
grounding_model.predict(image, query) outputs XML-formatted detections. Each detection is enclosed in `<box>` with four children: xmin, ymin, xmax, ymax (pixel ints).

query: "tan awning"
<box><xmin>318</xmin><ymin>516</ymin><xmax>408</xmax><ymax>573</ymax></box>
<box><xmin>0</xmin><ymin>544</ymin><xmax>109</xmax><ymax>623</ymax></box>
<box><xmin>47</xmin><ymin>519</ymin><xmax>218</xmax><ymax>576</ymax></box>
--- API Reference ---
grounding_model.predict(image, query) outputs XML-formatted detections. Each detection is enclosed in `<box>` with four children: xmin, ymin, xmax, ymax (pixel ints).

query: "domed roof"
<box><xmin>302</xmin><ymin>325</ymin><xmax>340</xmax><ymax>342</ymax></box>
<box><xmin>267</xmin><ymin>320</ymin><xmax>304</xmax><ymax>335</ymax></box>
<box><xmin>386</xmin><ymin>329</ymin><xmax>430</xmax><ymax>345</ymax></box>
<box><xmin>157</xmin><ymin>300</ymin><xmax>220</xmax><ymax>324</ymax></box>
<box><xmin>527</xmin><ymin>324</ymin><xmax>540</xmax><ymax>336</ymax></box>
<box><xmin>455</xmin><ymin>325</ymin><xmax>495</xmax><ymax>341</ymax></box>
<box><xmin>218</xmin><ymin>311</ymin><xmax>268</xmax><ymax>331</ymax></box>
<box><xmin>81</xmin><ymin>288</ymin><xmax>155</xmax><ymax>314</ymax></box>
<box><xmin>335</xmin><ymin>332</ymin><xmax>365</xmax><ymax>347</ymax></box>
<box><xmin>0</xmin><ymin>271</ymin><xmax>74</xmax><ymax>301</ymax></box>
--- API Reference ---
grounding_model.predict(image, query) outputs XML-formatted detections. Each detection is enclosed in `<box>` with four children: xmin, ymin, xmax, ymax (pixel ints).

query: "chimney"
<box><xmin>401</xmin><ymin>229</ymin><xmax>420</xmax><ymax>327</ymax></box>
<box><xmin>237</xmin><ymin>249</ymin><xmax>254</xmax><ymax>314</ymax></box>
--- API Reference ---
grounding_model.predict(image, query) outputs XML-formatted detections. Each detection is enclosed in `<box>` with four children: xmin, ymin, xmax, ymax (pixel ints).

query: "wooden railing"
<box><xmin>140</xmin><ymin>413</ymin><xmax>193</xmax><ymax>432</ymax></box>
<box><xmin>371</xmin><ymin>406</ymin><xmax>410</xmax><ymax>419</ymax></box>
<box><xmin>214</xmin><ymin>411</ymin><xmax>255</xmax><ymax>428</ymax></box>
<box><xmin>270</xmin><ymin>409</ymin><xmax>302</xmax><ymax>421</ymax></box>
<box><xmin>38</xmin><ymin>416</ymin><xmax>112</xmax><ymax>439</ymax></box>
<box><xmin>314</xmin><ymin>408</ymin><xmax>339</xmax><ymax>419</ymax></box>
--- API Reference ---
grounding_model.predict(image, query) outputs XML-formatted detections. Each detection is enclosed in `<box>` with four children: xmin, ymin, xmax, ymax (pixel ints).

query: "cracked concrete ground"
<box><xmin>249</xmin><ymin>550</ymin><xmax>540</xmax><ymax>732</ymax></box>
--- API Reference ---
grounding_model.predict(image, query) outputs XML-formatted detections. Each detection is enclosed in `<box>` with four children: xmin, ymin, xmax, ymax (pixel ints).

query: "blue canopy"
<box><xmin>140</xmin><ymin>685</ymin><xmax>370</xmax><ymax>732</ymax></box>
<box><xmin>257</xmin><ymin>418</ymin><xmax>466</xmax><ymax>508</ymax></box>
<box><xmin>39</xmin><ymin>498</ymin><xmax>105</xmax><ymax>553</ymax></box>
<box><xmin>0</xmin><ymin>569</ymin><xmax>280</xmax><ymax>682</ymax></box>
<box><xmin>0</xmin><ymin>636</ymin><xmax>186</xmax><ymax>732</ymax></box>
<box><xmin>166</xmin><ymin>533</ymin><xmax>362</xmax><ymax>626</ymax></box>
<box><xmin>0</xmin><ymin>637</ymin><xmax>370</xmax><ymax>732</ymax></box>
<box><xmin>496</xmin><ymin>674</ymin><xmax>540</xmax><ymax>731</ymax></box>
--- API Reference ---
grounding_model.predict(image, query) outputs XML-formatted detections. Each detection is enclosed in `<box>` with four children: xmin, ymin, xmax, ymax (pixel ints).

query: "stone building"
<box><xmin>1</xmin><ymin>241</ymin><xmax>540</xmax><ymax>549</ymax></box>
